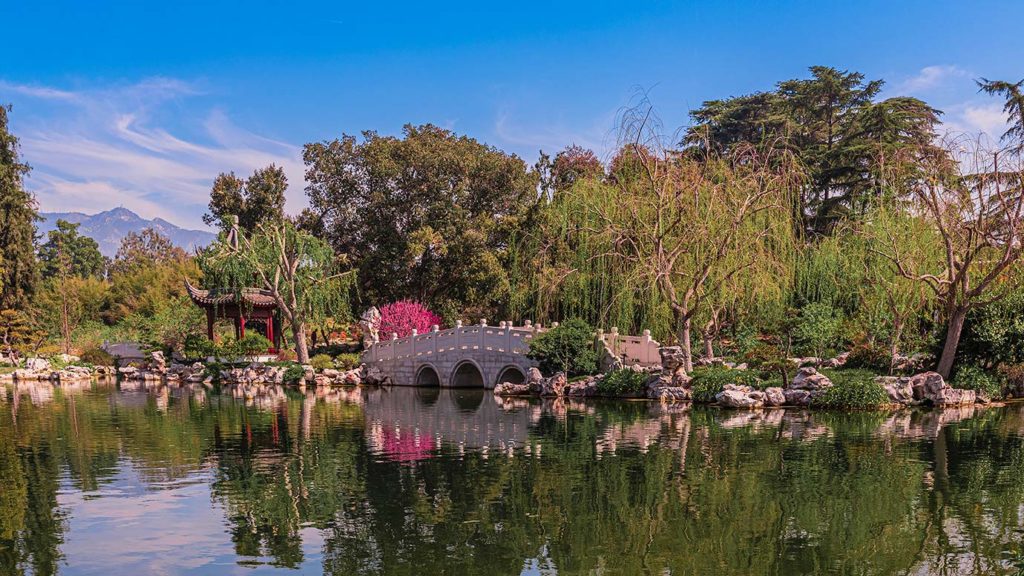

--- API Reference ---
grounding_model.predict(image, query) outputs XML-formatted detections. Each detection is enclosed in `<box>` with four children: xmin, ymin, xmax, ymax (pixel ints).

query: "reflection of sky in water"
<box><xmin>56</xmin><ymin>466</ymin><xmax>326</xmax><ymax>575</ymax></box>
<box><xmin>4</xmin><ymin>381</ymin><xmax>1024</xmax><ymax>575</ymax></box>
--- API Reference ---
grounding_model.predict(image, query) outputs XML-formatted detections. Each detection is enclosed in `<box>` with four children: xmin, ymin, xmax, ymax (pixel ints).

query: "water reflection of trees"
<box><xmin>3</xmin><ymin>382</ymin><xmax>1024</xmax><ymax>574</ymax></box>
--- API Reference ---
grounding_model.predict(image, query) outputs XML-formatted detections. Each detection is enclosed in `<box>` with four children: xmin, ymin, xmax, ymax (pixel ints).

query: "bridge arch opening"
<box><xmin>496</xmin><ymin>365</ymin><xmax>526</xmax><ymax>386</ymax></box>
<box><xmin>415</xmin><ymin>365</ymin><xmax>441</xmax><ymax>387</ymax></box>
<box><xmin>450</xmin><ymin>361</ymin><xmax>485</xmax><ymax>388</ymax></box>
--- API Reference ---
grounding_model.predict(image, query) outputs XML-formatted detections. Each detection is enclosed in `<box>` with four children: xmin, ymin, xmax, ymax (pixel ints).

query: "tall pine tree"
<box><xmin>0</xmin><ymin>105</ymin><xmax>38</xmax><ymax>310</ymax></box>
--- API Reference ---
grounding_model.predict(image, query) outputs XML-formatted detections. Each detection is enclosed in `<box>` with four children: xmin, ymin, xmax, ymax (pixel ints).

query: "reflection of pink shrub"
<box><xmin>382</xmin><ymin>429</ymin><xmax>436</xmax><ymax>462</ymax></box>
<box><xmin>379</xmin><ymin>300</ymin><xmax>442</xmax><ymax>339</ymax></box>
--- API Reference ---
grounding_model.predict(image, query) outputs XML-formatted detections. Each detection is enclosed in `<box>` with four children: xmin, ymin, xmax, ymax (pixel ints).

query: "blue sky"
<box><xmin>1</xmin><ymin>0</ymin><xmax>1021</xmax><ymax>229</ymax></box>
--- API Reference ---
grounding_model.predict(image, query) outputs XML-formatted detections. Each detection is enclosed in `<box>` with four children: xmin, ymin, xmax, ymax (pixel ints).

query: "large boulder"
<box><xmin>764</xmin><ymin>387</ymin><xmax>786</xmax><ymax>407</ymax></box>
<box><xmin>566</xmin><ymin>377</ymin><xmax>598</xmax><ymax>397</ymax></box>
<box><xmin>494</xmin><ymin>381</ymin><xmax>532</xmax><ymax>396</ymax></box>
<box><xmin>909</xmin><ymin>372</ymin><xmax>945</xmax><ymax>401</ymax></box>
<box><xmin>931</xmin><ymin>387</ymin><xmax>977</xmax><ymax>406</ymax></box>
<box><xmin>361</xmin><ymin>365</ymin><xmax>390</xmax><ymax>386</ymax></box>
<box><xmin>783</xmin><ymin>389</ymin><xmax>812</xmax><ymax>407</ymax></box>
<box><xmin>907</xmin><ymin>371</ymin><xmax>978</xmax><ymax>406</ymax></box>
<box><xmin>25</xmin><ymin>357</ymin><xmax>50</xmax><ymax>372</ymax></box>
<box><xmin>659</xmin><ymin>346</ymin><xmax>686</xmax><ymax>371</ymax></box>
<box><xmin>538</xmin><ymin>372</ymin><xmax>568</xmax><ymax>397</ymax></box>
<box><xmin>876</xmin><ymin>376</ymin><xmax>914</xmax><ymax>405</ymax></box>
<box><xmin>715</xmin><ymin>384</ymin><xmax>765</xmax><ymax>409</ymax></box>
<box><xmin>789</xmin><ymin>367</ymin><xmax>833</xmax><ymax>392</ymax></box>
<box><xmin>527</xmin><ymin>367</ymin><xmax>543</xmax><ymax>384</ymax></box>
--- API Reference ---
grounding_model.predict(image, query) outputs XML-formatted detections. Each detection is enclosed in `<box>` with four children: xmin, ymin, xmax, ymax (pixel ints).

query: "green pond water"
<box><xmin>2</xmin><ymin>380</ymin><xmax>1024</xmax><ymax>575</ymax></box>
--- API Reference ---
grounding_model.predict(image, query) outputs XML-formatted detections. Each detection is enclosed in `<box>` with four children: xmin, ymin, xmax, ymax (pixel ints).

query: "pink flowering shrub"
<box><xmin>378</xmin><ymin>300</ymin><xmax>442</xmax><ymax>339</ymax></box>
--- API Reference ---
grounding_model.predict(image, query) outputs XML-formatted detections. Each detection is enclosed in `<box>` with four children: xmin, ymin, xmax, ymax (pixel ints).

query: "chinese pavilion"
<box><xmin>185</xmin><ymin>279</ymin><xmax>281</xmax><ymax>353</ymax></box>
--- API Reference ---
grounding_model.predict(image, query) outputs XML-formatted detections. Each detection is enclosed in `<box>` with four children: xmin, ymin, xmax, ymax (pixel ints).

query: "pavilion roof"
<box><xmin>184</xmin><ymin>280</ymin><xmax>278</xmax><ymax>308</ymax></box>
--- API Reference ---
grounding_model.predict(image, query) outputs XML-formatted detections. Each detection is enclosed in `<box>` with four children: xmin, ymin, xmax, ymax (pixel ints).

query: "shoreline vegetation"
<box><xmin>3</xmin><ymin>68</ymin><xmax>1024</xmax><ymax>416</ymax></box>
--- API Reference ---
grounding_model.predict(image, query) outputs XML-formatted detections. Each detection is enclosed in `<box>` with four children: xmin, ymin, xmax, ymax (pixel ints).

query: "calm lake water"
<box><xmin>2</xmin><ymin>380</ymin><xmax>1024</xmax><ymax>575</ymax></box>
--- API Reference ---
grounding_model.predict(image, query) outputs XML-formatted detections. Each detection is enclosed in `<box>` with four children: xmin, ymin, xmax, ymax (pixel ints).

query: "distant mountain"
<box><xmin>37</xmin><ymin>207</ymin><xmax>217</xmax><ymax>257</ymax></box>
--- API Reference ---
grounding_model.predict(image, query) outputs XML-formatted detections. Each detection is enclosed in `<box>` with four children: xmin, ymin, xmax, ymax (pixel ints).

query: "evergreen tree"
<box><xmin>38</xmin><ymin>219</ymin><xmax>106</xmax><ymax>280</ymax></box>
<box><xmin>0</xmin><ymin>105</ymin><xmax>39</xmax><ymax>310</ymax></box>
<box><xmin>204</xmin><ymin>164</ymin><xmax>287</xmax><ymax>231</ymax></box>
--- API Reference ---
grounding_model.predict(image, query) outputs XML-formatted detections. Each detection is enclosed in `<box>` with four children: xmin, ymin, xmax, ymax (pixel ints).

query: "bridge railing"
<box><xmin>363</xmin><ymin>321</ymin><xmax>663</xmax><ymax>368</ymax></box>
<box><xmin>598</xmin><ymin>328</ymin><xmax>661</xmax><ymax>366</ymax></box>
<box><xmin>362</xmin><ymin>320</ymin><xmax>549</xmax><ymax>365</ymax></box>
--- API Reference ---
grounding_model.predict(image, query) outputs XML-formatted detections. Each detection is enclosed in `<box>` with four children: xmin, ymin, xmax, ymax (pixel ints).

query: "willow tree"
<box><xmin>567</xmin><ymin>107</ymin><xmax>800</xmax><ymax>372</ymax></box>
<box><xmin>871</xmin><ymin>136</ymin><xmax>1024</xmax><ymax>378</ymax></box>
<box><xmin>199</xmin><ymin>218</ymin><xmax>354</xmax><ymax>363</ymax></box>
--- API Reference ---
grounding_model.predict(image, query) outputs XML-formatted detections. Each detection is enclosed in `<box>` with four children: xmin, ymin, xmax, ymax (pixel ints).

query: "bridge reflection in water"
<box><xmin>362</xmin><ymin>387</ymin><xmax>536</xmax><ymax>461</ymax></box>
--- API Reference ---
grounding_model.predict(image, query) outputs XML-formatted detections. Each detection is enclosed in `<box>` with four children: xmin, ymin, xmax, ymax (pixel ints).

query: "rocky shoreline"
<box><xmin>493</xmin><ymin>346</ymin><xmax>992</xmax><ymax>410</ymax></box>
<box><xmin>1</xmin><ymin>346</ymin><xmax>1001</xmax><ymax>412</ymax></box>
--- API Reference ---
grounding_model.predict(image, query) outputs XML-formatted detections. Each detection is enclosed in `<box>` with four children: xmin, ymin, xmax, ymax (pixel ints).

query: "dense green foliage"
<box><xmin>952</xmin><ymin>365</ymin><xmax>1003</xmax><ymax>400</ymax></box>
<box><xmin>200</xmin><ymin>219</ymin><xmax>354</xmax><ymax>363</ymax></box>
<box><xmin>37</xmin><ymin>220</ymin><xmax>105</xmax><ymax>280</ymax></box>
<box><xmin>0</xmin><ymin>105</ymin><xmax>38</xmax><ymax>311</ymax></box>
<box><xmin>303</xmin><ymin>124</ymin><xmax>535</xmax><ymax>321</ymax></box>
<box><xmin>690</xmin><ymin>367</ymin><xmax>765</xmax><ymax>403</ymax></box>
<box><xmin>526</xmin><ymin>318</ymin><xmax>598</xmax><ymax>377</ymax></box>
<box><xmin>595</xmin><ymin>368</ymin><xmax>648</xmax><ymax>396</ymax></box>
<box><xmin>686</xmin><ymin>66</ymin><xmax>943</xmax><ymax>236</ymax></box>
<box><xmin>204</xmin><ymin>165</ymin><xmax>287</xmax><ymax>231</ymax></box>
<box><xmin>813</xmin><ymin>369</ymin><xmax>889</xmax><ymax>409</ymax></box>
<box><xmin>958</xmin><ymin>289</ymin><xmax>1024</xmax><ymax>369</ymax></box>
<box><xmin>310</xmin><ymin>353</ymin><xmax>334</xmax><ymax>371</ymax></box>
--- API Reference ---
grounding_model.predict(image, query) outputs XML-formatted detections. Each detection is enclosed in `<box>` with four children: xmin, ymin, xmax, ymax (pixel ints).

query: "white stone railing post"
<box><xmin>432</xmin><ymin>325</ymin><xmax>439</xmax><ymax>354</ymax></box>
<box><xmin>641</xmin><ymin>329</ymin><xmax>651</xmax><ymax>364</ymax></box>
<box><xmin>480</xmin><ymin>319</ymin><xmax>487</xmax><ymax>349</ymax></box>
<box><xmin>455</xmin><ymin>320</ymin><xmax>462</xmax><ymax>350</ymax></box>
<box><xmin>410</xmin><ymin>329</ymin><xmax>417</xmax><ymax>357</ymax></box>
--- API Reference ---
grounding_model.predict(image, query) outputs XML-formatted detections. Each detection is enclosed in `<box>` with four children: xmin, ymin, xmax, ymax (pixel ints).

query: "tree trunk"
<box><xmin>294</xmin><ymin>322</ymin><xmax>310</xmax><ymax>364</ymax></box>
<box><xmin>703</xmin><ymin>330</ymin><xmax>714</xmax><ymax>360</ymax></box>
<box><xmin>936</xmin><ymin>308</ymin><xmax>967</xmax><ymax>380</ymax></box>
<box><xmin>678</xmin><ymin>317</ymin><xmax>694</xmax><ymax>373</ymax></box>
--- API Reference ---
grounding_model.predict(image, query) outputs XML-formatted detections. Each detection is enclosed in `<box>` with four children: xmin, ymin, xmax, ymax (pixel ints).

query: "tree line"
<box><xmin>2</xmin><ymin>68</ymin><xmax>1023</xmax><ymax>378</ymax></box>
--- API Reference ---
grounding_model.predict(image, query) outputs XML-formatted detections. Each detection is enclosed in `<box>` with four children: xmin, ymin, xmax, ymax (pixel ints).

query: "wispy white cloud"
<box><xmin>0</xmin><ymin>78</ymin><xmax>305</xmax><ymax>229</ymax></box>
<box><xmin>895</xmin><ymin>65</ymin><xmax>970</xmax><ymax>95</ymax></box>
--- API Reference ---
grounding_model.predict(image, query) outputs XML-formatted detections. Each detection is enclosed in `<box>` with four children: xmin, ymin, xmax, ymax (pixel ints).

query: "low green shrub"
<box><xmin>845</xmin><ymin>342</ymin><xmax>893</xmax><ymax>373</ymax></box>
<box><xmin>689</xmin><ymin>367</ymin><xmax>764</xmax><ymax>403</ymax></box>
<box><xmin>743</xmin><ymin>344</ymin><xmax>791</xmax><ymax>384</ymax></box>
<box><xmin>334</xmin><ymin>352</ymin><xmax>361</xmax><ymax>370</ymax></box>
<box><xmin>79</xmin><ymin>346</ymin><xmax>114</xmax><ymax>366</ymax></box>
<box><xmin>596</xmin><ymin>369</ymin><xmax>648</xmax><ymax>396</ymax></box>
<box><xmin>813</xmin><ymin>369</ymin><xmax>888</xmax><ymax>409</ymax></box>
<box><xmin>310</xmin><ymin>354</ymin><xmax>335</xmax><ymax>371</ymax></box>
<box><xmin>276</xmin><ymin>349</ymin><xmax>297</xmax><ymax>362</ymax></box>
<box><xmin>952</xmin><ymin>365</ymin><xmax>1002</xmax><ymax>399</ymax></box>
<box><xmin>204</xmin><ymin>361</ymin><xmax>225</xmax><ymax>380</ymax></box>
<box><xmin>283</xmin><ymin>363</ymin><xmax>305</xmax><ymax>385</ymax></box>
<box><xmin>527</xmin><ymin>318</ymin><xmax>599</xmax><ymax>377</ymax></box>
<box><xmin>182</xmin><ymin>333</ymin><xmax>215</xmax><ymax>360</ymax></box>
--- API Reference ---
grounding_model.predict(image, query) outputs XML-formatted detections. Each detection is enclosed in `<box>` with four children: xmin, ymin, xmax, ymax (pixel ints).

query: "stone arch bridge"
<box><xmin>361</xmin><ymin>321</ymin><xmax>661</xmax><ymax>389</ymax></box>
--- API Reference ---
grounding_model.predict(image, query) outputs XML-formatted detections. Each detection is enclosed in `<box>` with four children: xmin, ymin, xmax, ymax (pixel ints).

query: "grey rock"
<box><xmin>764</xmin><ymin>387</ymin><xmax>786</xmax><ymax>407</ymax></box>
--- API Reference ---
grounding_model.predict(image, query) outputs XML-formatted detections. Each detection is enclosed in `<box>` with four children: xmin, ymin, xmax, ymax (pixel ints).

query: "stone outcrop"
<box><xmin>764</xmin><ymin>387</ymin><xmax>786</xmax><ymax>407</ymax></box>
<box><xmin>790</xmin><ymin>367</ymin><xmax>833</xmax><ymax>392</ymax></box>
<box><xmin>876</xmin><ymin>376</ymin><xmax>914</xmax><ymax>405</ymax></box>
<box><xmin>715</xmin><ymin>384</ymin><xmax>765</xmax><ymax>409</ymax></box>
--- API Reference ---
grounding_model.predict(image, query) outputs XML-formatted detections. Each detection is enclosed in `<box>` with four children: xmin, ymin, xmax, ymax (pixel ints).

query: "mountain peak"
<box><xmin>38</xmin><ymin>208</ymin><xmax>215</xmax><ymax>257</ymax></box>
